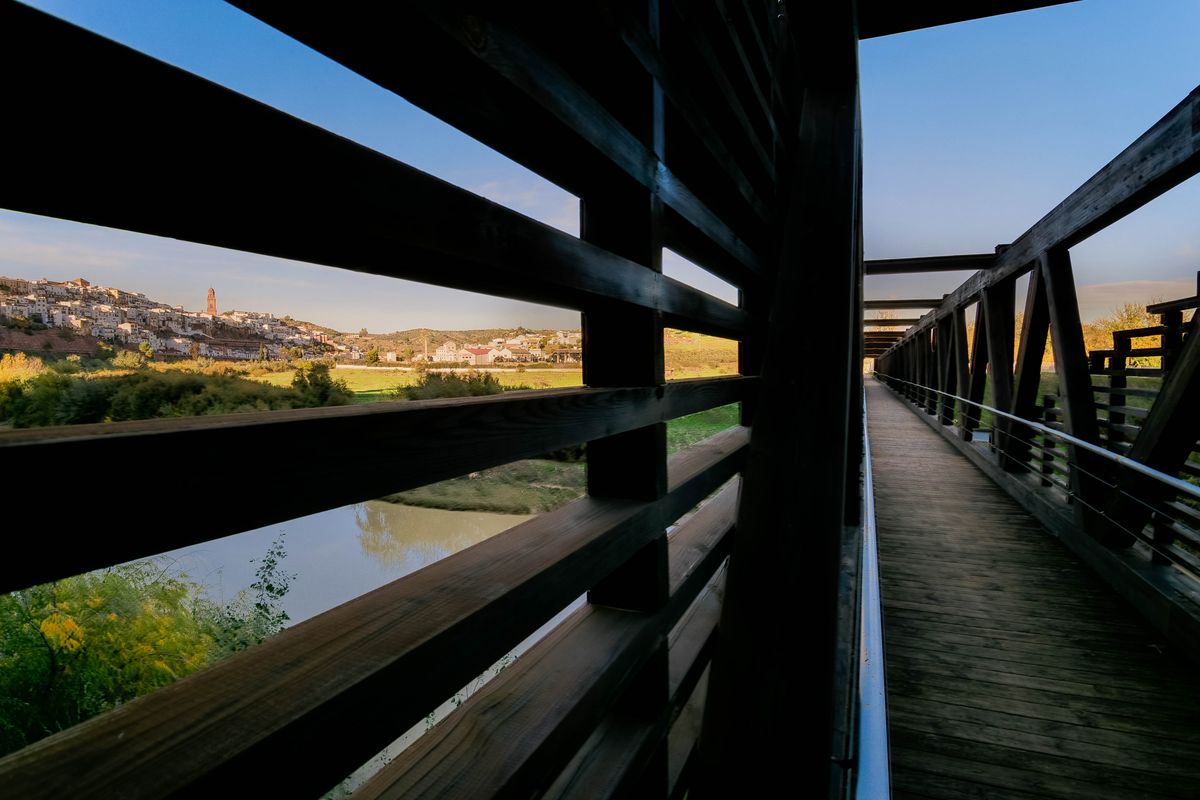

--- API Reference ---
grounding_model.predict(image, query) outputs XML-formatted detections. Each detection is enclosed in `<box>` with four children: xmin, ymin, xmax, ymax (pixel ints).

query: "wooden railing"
<box><xmin>872</xmin><ymin>84</ymin><xmax>1200</xmax><ymax>661</ymax></box>
<box><xmin>0</xmin><ymin>2</ymin><xmax>871</xmax><ymax>798</ymax></box>
<box><xmin>874</xmin><ymin>83</ymin><xmax>1200</xmax><ymax>543</ymax></box>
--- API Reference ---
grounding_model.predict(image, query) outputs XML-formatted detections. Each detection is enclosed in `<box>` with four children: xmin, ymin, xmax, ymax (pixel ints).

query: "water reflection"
<box><xmin>165</xmin><ymin>501</ymin><xmax>533</xmax><ymax>625</ymax></box>
<box><xmin>354</xmin><ymin>502</ymin><xmax>534</xmax><ymax>570</ymax></box>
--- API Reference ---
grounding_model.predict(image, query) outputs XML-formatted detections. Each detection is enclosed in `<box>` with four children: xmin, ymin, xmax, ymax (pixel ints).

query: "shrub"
<box><xmin>393</xmin><ymin>370</ymin><xmax>510</xmax><ymax>400</ymax></box>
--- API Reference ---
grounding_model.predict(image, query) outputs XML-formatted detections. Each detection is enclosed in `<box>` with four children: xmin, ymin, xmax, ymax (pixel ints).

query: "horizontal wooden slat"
<box><xmin>540</xmin><ymin>702</ymin><xmax>669</xmax><ymax>800</ymax></box>
<box><xmin>538</xmin><ymin>560</ymin><xmax>725</xmax><ymax>800</ymax></box>
<box><xmin>227</xmin><ymin>1</ymin><xmax>767</xmax><ymax>288</ymax></box>
<box><xmin>709</xmin><ymin>0</ymin><xmax>778</xmax><ymax>156</ymax></box>
<box><xmin>0</xmin><ymin>427</ymin><xmax>749</xmax><ymax>799</ymax></box>
<box><xmin>0</xmin><ymin>376</ymin><xmax>754</xmax><ymax>592</ymax></box>
<box><xmin>1166</xmin><ymin>500</ymin><xmax>1200</xmax><ymax>528</ymax></box>
<box><xmin>1113</xmin><ymin>326</ymin><xmax>1169</xmax><ymax>339</ymax></box>
<box><xmin>1092</xmin><ymin>385</ymin><xmax>1159</xmax><ymax>398</ymax></box>
<box><xmin>1106</xmin><ymin>405</ymin><xmax>1150</xmax><ymax>419</ymax></box>
<box><xmin>1099</xmin><ymin>371</ymin><xmax>1161</xmax><ymax>381</ymax></box>
<box><xmin>0</xmin><ymin>4</ymin><xmax>747</xmax><ymax>339</ymax></box>
<box><xmin>865</xmin><ymin>318</ymin><xmax>921</xmax><ymax>327</ymax></box>
<box><xmin>864</xmin><ymin>299</ymin><xmax>945</xmax><ymax>309</ymax></box>
<box><xmin>664</xmin><ymin>0</ymin><xmax>777</xmax><ymax>176</ymax></box>
<box><xmin>614</xmin><ymin>5</ymin><xmax>772</xmax><ymax>224</ymax></box>
<box><xmin>1093</xmin><ymin>348</ymin><xmax>1166</xmax><ymax>358</ymax></box>
<box><xmin>1146</xmin><ymin>295</ymin><xmax>1200</xmax><ymax>314</ymax></box>
<box><xmin>541</xmin><ymin>568</ymin><xmax>725</xmax><ymax>800</ymax></box>
<box><xmin>353</xmin><ymin>483</ymin><xmax>736</xmax><ymax>799</ymax></box>
<box><xmin>864</xmin><ymin>254</ymin><xmax>996</xmax><ymax>275</ymax></box>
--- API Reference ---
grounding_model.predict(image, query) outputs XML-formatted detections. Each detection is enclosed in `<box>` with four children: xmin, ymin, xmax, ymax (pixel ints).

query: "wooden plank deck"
<box><xmin>866</xmin><ymin>380</ymin><xmax>1200</xmax><ymax>800</ymax></box>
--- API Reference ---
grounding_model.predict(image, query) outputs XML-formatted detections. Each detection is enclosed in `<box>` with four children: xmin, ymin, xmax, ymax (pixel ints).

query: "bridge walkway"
<box><xmin>866</xmin><ymin>379</ymin><xmax>1200</xmax><ymax>800</ymax></box>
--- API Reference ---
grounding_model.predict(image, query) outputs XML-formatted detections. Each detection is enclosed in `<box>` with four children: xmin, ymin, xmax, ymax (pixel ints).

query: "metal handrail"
<box><xmin>873</xmin><ymin>373</ymin><xmax>1200</xmax><ymax>503</ymax></box>
<box><xmin>855</xmin><ymin>387</ymin><xmax>891</xmax><ymax>800</ymax></box>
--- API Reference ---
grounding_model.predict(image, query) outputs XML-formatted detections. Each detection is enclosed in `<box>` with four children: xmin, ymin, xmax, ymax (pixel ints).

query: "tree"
<box><xmin>0</xmin><ymin>537</ymin><xmax>295</xmax><ymax>757</ymax></box>
<box><xmin>1083</xmin><ymin>303</ymin><xmax>1163</xmax><ymax>367</ymax></box>
<box><xmin>364</xmin><ymin>348</ymin><xmax>380</xmax><ymax>364</ymax></box>
<box><xmin>392</xmin><ymin>370</ymin><xmax>522</xmax><ymax>400</ymax></box>
<box><xmin>112</xmin><ymin>350</ymin><xmax>145</xmax><ymax>369</ymax></box>
<box><xmin>358</xmin><ymin>328</ymin><xmax>369</xmax><ymax>337</ymax></box>
<box><xmin>138</xmin><ymin>342</ymin><xmax>154</xmax><ymax>360</ymax></box>
<box><xmin>291</xmin><ymin>362</ymin><xmax>354</xmax><ymax>406</ymax></box>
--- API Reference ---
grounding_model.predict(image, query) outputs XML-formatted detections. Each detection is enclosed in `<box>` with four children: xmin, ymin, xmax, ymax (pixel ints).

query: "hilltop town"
<box><xmin>0</xmin><ymin>275</ymin><xmax>582</xmax><ymax>363</ymax></box>
<box><xmin>0</xmin><ymin>276</ymin><xmax>330</xmax><ymax>360</ymax></box>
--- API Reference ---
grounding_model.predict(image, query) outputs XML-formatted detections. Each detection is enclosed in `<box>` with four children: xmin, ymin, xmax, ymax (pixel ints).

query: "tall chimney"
<box><xmin>207</xmin><ymin>287</ymin><xmax>216</xmax><ymax>315</ymax></box>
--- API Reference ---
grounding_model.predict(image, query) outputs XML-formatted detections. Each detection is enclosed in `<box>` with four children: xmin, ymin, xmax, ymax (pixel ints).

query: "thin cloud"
<box><xmin>1076</xmin><ymin>278</ymin><xmax>1196</xmax><ymax>320</ymax></box>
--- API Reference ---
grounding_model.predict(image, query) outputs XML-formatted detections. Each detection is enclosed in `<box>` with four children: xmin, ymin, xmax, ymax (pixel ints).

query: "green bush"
<box><xmin>0</xmin><ymin>536</ymin><xmax>294</xmax><ymax>757</ymax></box>
<box><xmin>0</xmin><ymin>364</ymin><xmax>353</xmax><ymax>428</ymax></box>
<box><xmin>392</xmin><ymin>370</ymin><xmax>527</xmax><ymax>400</ymax></box>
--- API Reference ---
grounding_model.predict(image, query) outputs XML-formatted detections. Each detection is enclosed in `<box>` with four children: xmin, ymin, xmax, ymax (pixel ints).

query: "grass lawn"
<box><xmin>667</xmin><ymin>403</ymin><xmax>741</xmax><ymax>454</ymax></box>
<box><xmin>664</xmin><ymin>329</ymin><xmax>738</xmax><ymax>380</ymax></box>
<box><xmin>380</xmin><ymin>459</ymin><xmax>586</xmax><ymax>514</ymax></box>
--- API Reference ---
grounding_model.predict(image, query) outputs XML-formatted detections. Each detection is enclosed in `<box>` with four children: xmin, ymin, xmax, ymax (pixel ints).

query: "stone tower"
<box><xmin>207</xmin><ymin>287</ymin><xmax>216</xmax><ymax>315</ymax></box>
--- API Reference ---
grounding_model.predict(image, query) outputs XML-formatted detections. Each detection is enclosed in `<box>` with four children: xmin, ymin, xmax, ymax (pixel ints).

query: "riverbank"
<box><xmin>379</xmin><ymin>403</ymin><xmax>741</xmax><ymax>514</ymax></box>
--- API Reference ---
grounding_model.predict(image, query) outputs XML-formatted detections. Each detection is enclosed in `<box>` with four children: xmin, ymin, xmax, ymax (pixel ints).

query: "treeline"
<box><xmin>0</xmin><ymin>354</ymin><xmax>352</xmax><ymax>427</ymax></box>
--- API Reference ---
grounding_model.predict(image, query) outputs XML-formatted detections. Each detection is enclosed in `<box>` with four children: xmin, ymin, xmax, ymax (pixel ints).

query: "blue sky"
<box><xmin>4</xmin><ymin>0</ymin><xmax>1198</xmax><ymax>330</ymax></box>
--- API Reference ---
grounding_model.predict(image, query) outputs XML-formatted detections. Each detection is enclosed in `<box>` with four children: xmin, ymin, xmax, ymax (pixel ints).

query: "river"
<box><xmin>163</xmin><ymin>500</ymin><xmax>534</xmax><ymax>624</ymax></box>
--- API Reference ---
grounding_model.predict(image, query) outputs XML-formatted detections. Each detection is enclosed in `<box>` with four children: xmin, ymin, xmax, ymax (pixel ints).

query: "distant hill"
<box><xmin>333</xmin><ymin>327</ymin><xmax>574</xmax><ymax>355</ymax></box>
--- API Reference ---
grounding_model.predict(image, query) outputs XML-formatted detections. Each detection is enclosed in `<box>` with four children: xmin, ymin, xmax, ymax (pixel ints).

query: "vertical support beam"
<box><xmin>1040</xmin><ymin>248</ymin><xmax>1122</xmax><ymax>544</ymax></box>
<box><xmin>904</xmin><ymin>341</ymin><xmax>916</xmax><ymax>401</ymax></box>
<box><xmin>1109</xmin><ymin>332</ymin><xmax>1130</xmax><ymax>442</ymax></box>
<box><xmin>739</xmin><ymin>285</ymin><xmax>766</xmax><ymax>426</ymax></box>
<box><xmin>953</xmin><ymin>306</ymin><xmax>971</xmax><ymax>430</ymax></box>
<box><xmin>937</xmin><ymin>315</ymin><xmax>956</xmax><ymax>425</ymax></box>
<box><xmin>1042</xmin><ymin>249</ymin><xmax>1099</xmax><ymax>444</ymax></box>
<box><xmin>1004</xmin><ymin>265</ymin><xmax>1051</xmax><ymax>470</ymax></box>
<box><xmin>697</xmin><ymin>2</ymin><xmax>860</xmax><ymax>796</ymax></box>
<box><xmin>1041</xmin><ymin>395</ymin><xmax>1057</xmax><ymax>487</ymax></box>
<box><xmin>982</xmin><ymin>277</ymin><xmax>1016</xmax><ymax>450</ymax></box>
<box><xmin>579</xmin><ymin>7</ymin><xmax>669</xmax><ymax>791</ymax></box>
<box><xmin>923</xmin><ymin>328</ymin><xmax>937</xmax><ymax>415</ymax></box>
<box><xmin>1161</xmin><ymin>308</ymin><xmax>1184</xmax><ymax>373</ymax></box>
<box><xmin>963</xmin><ymin>309</ymin><xmax>989</xmax><ymax>439</ymax></box>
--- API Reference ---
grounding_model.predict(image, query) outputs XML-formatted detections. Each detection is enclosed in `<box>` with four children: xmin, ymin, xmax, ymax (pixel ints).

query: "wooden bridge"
<box><xmin>2</xmin><ymin>1</ymin><xmax>1199</xmax><ymax>798</ymax></box>
<box><xmin>869</xmin><ymin>380</ymin><xmax>1200</xmax><ymax>799</ymax></box>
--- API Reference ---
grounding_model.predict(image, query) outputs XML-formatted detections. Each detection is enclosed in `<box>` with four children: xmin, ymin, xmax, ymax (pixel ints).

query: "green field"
<box><xmin>380</xmin><ymin>459</ymin><xmax>586</xmax><ymax>514</ymax></box>
<box><xmin>664</xmin><ymin>329</ymin><xmax>739</xmax><ymax>380</ymax></box>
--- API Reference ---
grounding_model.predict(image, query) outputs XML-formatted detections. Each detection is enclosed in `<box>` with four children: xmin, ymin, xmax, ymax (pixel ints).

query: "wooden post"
<box><xmin>697</xmin><ymin>1</ymin><xmax>860</xmax><ymax>794</ymax></box>
<box><xmin>953</xmin><ymin>306</ymin><xmax>970</xmax><ymax>429</ymax></box>
<box><xmin>982</xmin><ymin>277</ymin><xmax>1016</xmax><ymax>447</ymax></box>
<box><xmin>1040</xmin><ymin>248</ymin><xmax>1122</xmax><ymax>545</ymax></box>
<box><xmin>937</xmin><ymin>316</ymin><xmax>956</xmax><ymax>425</ymax></box>
<box><xmin>1161</xmin><ymin>308</ymin><xmax>1184</xmax><ymax>373</ymax></box>
<box><xmin>962</xmin><ymin>303</ymin><xmax>989</xmax><ymax>439</ymax></box>
<box><xmin>1041</xmin><ymin>395</ymin><xmax>1056</xmax><ymax>487</ymax></box>
<box><xmin>579</xmin><ymin>7</ymin><xmax>669</xmax><ymax>789</ymax></box>
<box><xmin>923</xmin><ymin>328</ymin><xmax>937</xmax><ymax>415</ymax></box>
<box><xmin>1005</xmin><ymin>265</ymin><xmax>1050</xmax><ymax>471</ymax></box>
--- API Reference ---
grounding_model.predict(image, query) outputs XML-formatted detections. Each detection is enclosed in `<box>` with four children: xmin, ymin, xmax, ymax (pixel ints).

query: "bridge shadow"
<box><xmin>867</xmin><ymin>379</ymin><xmax>1200</xmax><ymax>800</ymax></box>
